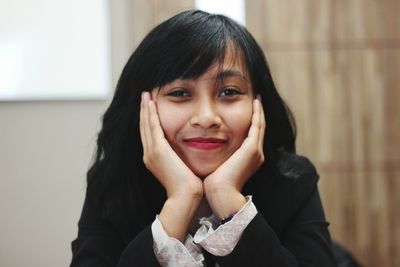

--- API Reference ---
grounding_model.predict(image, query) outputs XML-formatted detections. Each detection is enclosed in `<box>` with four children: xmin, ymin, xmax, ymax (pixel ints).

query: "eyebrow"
<box><xmin>213</xmin><ymin>70</ymin><xmax>249</xmax><ymax>82</ymax></box>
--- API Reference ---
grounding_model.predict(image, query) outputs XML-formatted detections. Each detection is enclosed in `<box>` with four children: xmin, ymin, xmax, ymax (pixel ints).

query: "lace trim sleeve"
<box><xmin>151</xmin><ymin>216</ymin><xmax>204</xmax><ymax>267</ymax></box>
<box><xmin>193</xmin><ymin>196</ymin><xmax>257</xmax><ymax>256</ymax></box>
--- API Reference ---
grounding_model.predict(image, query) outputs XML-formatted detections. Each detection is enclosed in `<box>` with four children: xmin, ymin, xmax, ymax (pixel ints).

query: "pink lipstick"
<box><xmin>184</xmin><ymin>137</ymin><xmax>226</xmax><ymax>150</ymax></box>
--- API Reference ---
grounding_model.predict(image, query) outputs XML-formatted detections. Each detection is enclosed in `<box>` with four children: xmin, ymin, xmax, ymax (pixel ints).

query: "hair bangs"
<box><xmin>152</xmin><ymin>12</ymin><xmax>240</xmax><ymax>88</ymax></box>
<box><xmin>180</xmin><ymin>33</ymin><xmax>229</xmax><ymax>80</ymax></box>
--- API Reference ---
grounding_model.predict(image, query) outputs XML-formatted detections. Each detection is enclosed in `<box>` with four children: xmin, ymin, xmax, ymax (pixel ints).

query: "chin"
<box><xmin>191</xmin><ymin>165</ymin><xmax>218</xmax><ymax>179</ymax></box>
<box><xmin>182</xmin><ymin>155</ymin><xmax>225</xmax><ymax>178</ymax></box>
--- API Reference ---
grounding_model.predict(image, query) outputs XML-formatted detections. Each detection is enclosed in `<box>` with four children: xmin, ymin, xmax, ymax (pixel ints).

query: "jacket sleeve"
<box><xmin>212</xmin><ymin>169</ymin><xmax>337</xmax><ymax>266</ymax></box>
<box><xmin>70</xmin><ymin>194</ymin><xmax>161</xmax><ymax>267</ymax></box>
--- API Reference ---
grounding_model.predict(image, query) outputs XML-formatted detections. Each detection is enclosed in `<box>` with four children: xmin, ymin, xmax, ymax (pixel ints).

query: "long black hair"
<box><xmin>87</xmin><ymin>10</ymin><xmax>296</xmax><ymax>229</ymax></box>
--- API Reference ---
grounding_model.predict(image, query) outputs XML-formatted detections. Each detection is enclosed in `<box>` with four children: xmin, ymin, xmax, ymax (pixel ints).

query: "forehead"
<box><xmin>195</xmin><ymin>47</ymin><xmax>249</xmax><ymax>81</ymax></box>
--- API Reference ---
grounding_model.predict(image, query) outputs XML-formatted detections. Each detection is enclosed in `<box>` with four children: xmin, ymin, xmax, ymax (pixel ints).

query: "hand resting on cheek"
<box><xmin>140</xmin><ymin>91</ymin><xmax>203</xmax><ymax>200</ymax></box>
<box><xmin>204</xmin><ymin>96</ymin><xmax>265</xmax><ymax>220</ymax></box>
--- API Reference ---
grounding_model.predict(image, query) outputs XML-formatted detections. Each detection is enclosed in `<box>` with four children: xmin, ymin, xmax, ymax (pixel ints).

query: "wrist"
<box><xmin>203</xmin><ymin>176</ymin><xmax>243</xmax><ymax>195</ymax></box>
<box><xmin>167</xmin><ymin>178</ymin><xmax>203</xmax><ymax>200</ymax></box>
<box><xmin>220</xmin><ymin>211</ymin><xmax>239</xmax><ymax>225</ymax></box>
<box><xmin>203</xmin><ymin>183</ymin><xmax>246</xmax><ymax>220</ymax></box>
<box><xmin>168</xmin><ymin>190</ymin><xmax>203</xmax><ymax>204</ymax></box>
<box><xmin>159</xmin><ymin>194</ymin><xmax>202</xmax><ymax>242</ymax></box>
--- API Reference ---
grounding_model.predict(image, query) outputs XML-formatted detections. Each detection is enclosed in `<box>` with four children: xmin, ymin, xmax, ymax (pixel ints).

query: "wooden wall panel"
<box><xmin>132</xmin><ymin>0</ymin><xmax>194</xmax><ymax>47</ymax></box>
<box><xmin>248</xmin><ymin>0</ymin><xmax>400</xmax><ymax>47</ymax></box>
<box><xmin>247</xmin><ymin>1</ymin><xmax>400</xmax><ymax>266</ymax></box>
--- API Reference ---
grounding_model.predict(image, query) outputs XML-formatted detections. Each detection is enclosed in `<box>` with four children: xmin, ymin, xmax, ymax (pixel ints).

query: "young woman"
<box><xmin>70</xmin><ymin>10</ymin><xmax>336</xmax><ymax>267</ymax></box>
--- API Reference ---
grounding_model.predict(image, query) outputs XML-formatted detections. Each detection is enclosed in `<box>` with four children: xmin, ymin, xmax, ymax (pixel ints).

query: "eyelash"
<box><xmin>166</xmin><ymin>87</ymin><xmax>244</xmax><ymax>99</ymax></box>
<box><xmin>166</xmin><ymin>88</ymin><xmax>189</xmax><ymax>98</ymax></box>
<box><xmin>219</xmin><ymin>87</ymin><xmax>244</xmax><ymax>97</ymax></box>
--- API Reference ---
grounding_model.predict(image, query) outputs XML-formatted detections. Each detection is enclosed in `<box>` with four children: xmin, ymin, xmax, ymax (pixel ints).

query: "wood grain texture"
<box><xmin>132</xmin><ymin>0</ymin><xmax>194</xmax><ymax>48</ymax></box>
<box><xmin>247</xmin><ymin>1</ymin><xmax>400</xmax><ymax>266</ymax></box>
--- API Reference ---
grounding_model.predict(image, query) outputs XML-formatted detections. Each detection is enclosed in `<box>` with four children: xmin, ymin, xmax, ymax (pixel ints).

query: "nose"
<box><xmin>190</xmin><ymin>98</ymin><xmax>222</xmax><ymax>129</ymax></box>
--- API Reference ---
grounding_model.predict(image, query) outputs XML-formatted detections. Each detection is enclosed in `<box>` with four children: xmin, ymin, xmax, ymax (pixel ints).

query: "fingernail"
<box><xmin>142</xmin><ymin>91</ymin><xmax>149</xmax><ymax>100</ymax></box>
<box><xmin>257</xmin><ymin>94</ymin><xmax>262</xmax><ymax>101</ymax></box>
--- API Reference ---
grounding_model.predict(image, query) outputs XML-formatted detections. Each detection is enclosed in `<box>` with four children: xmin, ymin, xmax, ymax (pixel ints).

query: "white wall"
<box><xmin>0</xmin><ymin>101</ymin><xmax>106</xmax><ymax>266</ymax></box>
<box><xmin>0</xmin><ymin>1</ymin><xmax>134</xmax><ymax>266</ymax></box>
<box><xmin>0</xmin><ymin>0</ymin><xmax>111</xmax><ymax>100</ymax></box>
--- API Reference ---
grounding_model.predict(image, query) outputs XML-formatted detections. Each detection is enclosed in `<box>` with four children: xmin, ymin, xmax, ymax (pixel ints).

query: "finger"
<box><xmin>257</xmin><ymin>96</ymin><xmax>266</xmax><ymax>150</ymax></box>
<box><xmin>139</xmin><ymin>92</ymin><xmax>147</xmax><ymax>148</ymax></box>
<box><xmin>141</xmin><ymin>92</ymin><xmax>152</xmax><ymax>148</ymax></box>
<box><xmin>246</xmin><ymin>98</ymin><xmax>261</xmax><ymax>145</ymax></box>
<box><xmin>148</xmin><ymin>100</ymin><xmax>166</xmax><ymax>141</ymax></box>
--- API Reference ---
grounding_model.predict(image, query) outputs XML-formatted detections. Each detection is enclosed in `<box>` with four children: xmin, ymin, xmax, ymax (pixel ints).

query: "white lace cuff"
<box><xmin>193</xmin><ymin>196</ymin><xmax>257</xmax><ymax>256</ymax></box>
<box><xmin>151</xmin><ymin>216</ymin><xmax>204</xmax><ymax>267</ymax></box>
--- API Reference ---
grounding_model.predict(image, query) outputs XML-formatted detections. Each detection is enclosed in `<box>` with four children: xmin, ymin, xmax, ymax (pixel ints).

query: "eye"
<box><xmin>219</xmin><ymin>87</ymin><xmax>244</xmax><ymax>97</ymax></box>
<box><xmin>167</xmin><ymin>88</ymin><xmax>190</xmax><ymax>98</ymax></box>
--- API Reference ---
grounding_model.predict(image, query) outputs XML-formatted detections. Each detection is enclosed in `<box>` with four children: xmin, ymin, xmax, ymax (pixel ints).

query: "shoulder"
<box><xmin>275</xmin><ymin>150</ymin><xmax>318</xmax><ymax>182</ymax></box>
<box><xmin>250</xmin><ymin>151</ymin><xmax>319</xmax><ymax>198</ymax></box>
<box><xmin>250</xmin><ymin>151</ymin><xmax>321</xmax><ymax>233</ymax></box>
<box><xmin>274</xmin><ymin>150</ymin><xmax>319</xmax><ymax>206</ymax></box>
<box><xmin>252</xmin><ymin>150</ymin><xmax>319</xmax><ymax>207</ymax></box>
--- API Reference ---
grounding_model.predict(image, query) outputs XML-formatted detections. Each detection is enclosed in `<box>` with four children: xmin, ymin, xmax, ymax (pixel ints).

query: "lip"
<box><xmin>183</xmin><ymin>137</ymin><xmax>226</xmax><ymax>150</ymax></box>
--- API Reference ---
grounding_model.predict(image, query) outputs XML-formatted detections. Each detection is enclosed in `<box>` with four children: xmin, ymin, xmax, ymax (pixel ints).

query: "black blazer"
<box><xmin>70</xmin><ymin>152</ymin><xmax>337</xmax><ymax>266</ymax></box>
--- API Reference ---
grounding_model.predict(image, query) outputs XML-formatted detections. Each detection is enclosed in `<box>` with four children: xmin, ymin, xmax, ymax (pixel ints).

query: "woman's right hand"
<box><xmin>140</xmin><ymin>91</ymin><xmax>203</xmax><ymax>199</ymax></box>
<box><xmin>140</xmin><ymin>91</ymin><xmax>203</xmax><ymax>241</ymax></box>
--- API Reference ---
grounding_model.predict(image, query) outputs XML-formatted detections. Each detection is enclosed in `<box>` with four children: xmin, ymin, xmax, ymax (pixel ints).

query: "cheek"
<box><xmin>224</xmin><ymin>103</ymin><xmax>253</xmax><ymax>140</ymax></box>
<box><xmin>155</xmin><ymin>102</ymin><xmax>187</xmax><ymax>142</ymax></box>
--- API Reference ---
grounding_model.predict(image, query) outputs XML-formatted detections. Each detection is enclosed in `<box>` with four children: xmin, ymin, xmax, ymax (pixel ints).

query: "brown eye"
<box><xmin>219</xmin><ymin>87</ymin><xmax>244</xmax><ymax>97</ymax></box>
<box><xmin>167</xmin><ymin>89</ymin><xmax>189</xmax><ymax>97</ymax></box>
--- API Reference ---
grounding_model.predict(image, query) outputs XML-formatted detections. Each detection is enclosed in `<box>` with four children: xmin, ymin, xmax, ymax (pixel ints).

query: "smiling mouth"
<box><xmin>183</xmin><ymin>138</ymin><xmax>226</xmax><ymax>150</ymax></box>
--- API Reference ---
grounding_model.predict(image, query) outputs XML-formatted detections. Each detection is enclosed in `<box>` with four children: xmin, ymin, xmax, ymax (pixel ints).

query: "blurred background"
<box><xmin>0</xmin><ymin>0</ymin><xmax>398</xmax><ymax>266</ymax></box>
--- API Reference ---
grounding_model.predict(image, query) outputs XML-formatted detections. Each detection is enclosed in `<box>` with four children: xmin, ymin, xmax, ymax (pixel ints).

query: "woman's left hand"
<box><xmin>203</xmin><ymin>97</ymin><xmax>265</xmax><ymax>219</ymax></box>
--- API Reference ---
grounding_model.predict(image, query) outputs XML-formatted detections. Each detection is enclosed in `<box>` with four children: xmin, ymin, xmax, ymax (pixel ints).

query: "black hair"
<box><xmin>86</xmin><ymin>10</ymin><xmax>296</xmax><ymax>229</ymax></box>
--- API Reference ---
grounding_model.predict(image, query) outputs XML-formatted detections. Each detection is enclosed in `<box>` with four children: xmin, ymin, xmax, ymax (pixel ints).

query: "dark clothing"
<box><xmin>70</xmin><ymin>152</ymin><xmax>337</xmax><ymax>266</ymax></box>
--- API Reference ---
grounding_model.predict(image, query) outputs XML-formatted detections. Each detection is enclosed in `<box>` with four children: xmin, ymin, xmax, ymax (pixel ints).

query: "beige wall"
<box><xmin>0</xmin><ymin>101</ymin><xmax>106</xmax><ymax>267</ymax></box>
<box><xmin>0</xmin><ymin>1</ymin><xmax>135</xmax><ymax>266</ymax></box>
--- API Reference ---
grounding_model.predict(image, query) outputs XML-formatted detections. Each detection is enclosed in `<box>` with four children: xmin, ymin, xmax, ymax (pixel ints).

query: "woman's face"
<box><xmin>151</xmin><ymin>50</ymin><xmax>254</xmax><ymax>177</ymax></box>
